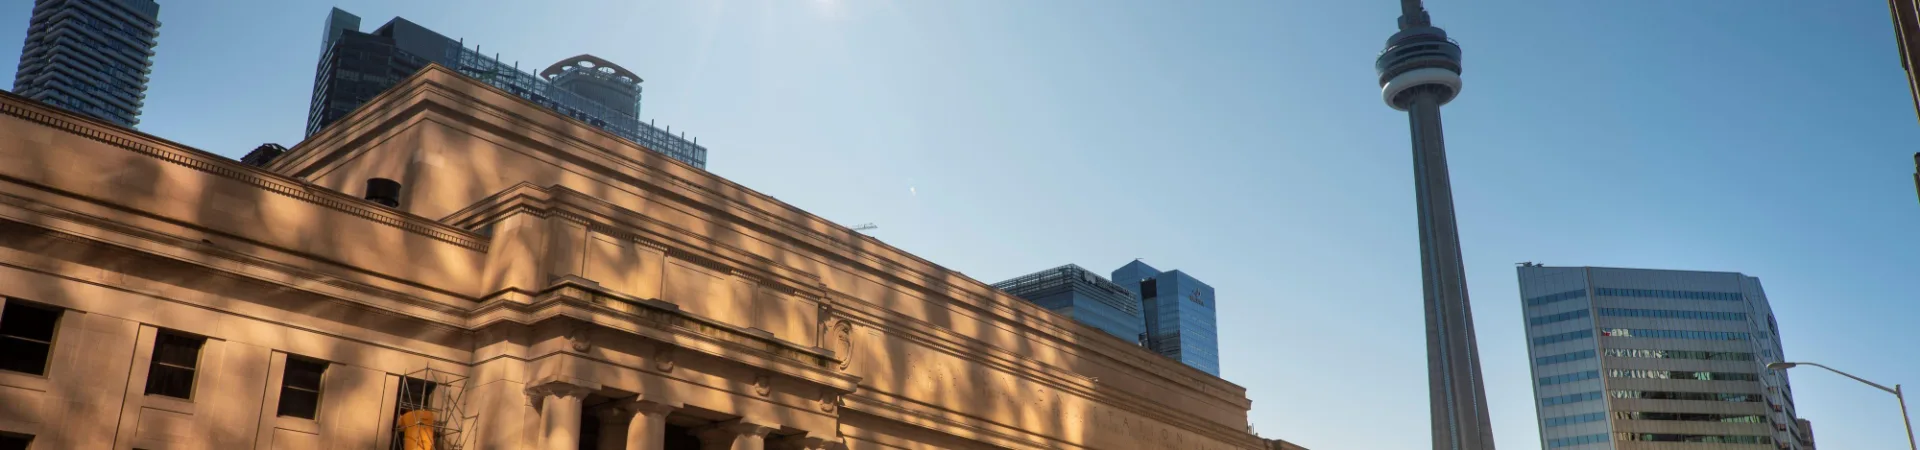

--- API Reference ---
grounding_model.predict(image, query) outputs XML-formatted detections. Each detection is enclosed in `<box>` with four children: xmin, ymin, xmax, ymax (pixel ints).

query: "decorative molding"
<box><xmin>753</xmin><ymin>372</ymin><xmax>772</xmax><ymax>397</ymax></box>
<box><xmin>0</xmin><ymin>96</ymin><xmax>488</xmax><ymax>252</ymax></box>
<box><xmin>567</xmin><ymin>325</ymin><xmax>593</xmax><ymax>352</ymax></box>
<box><xmin>818</xmin><ymin>390</ymin><xmax>839</xmax><ymax>413</ymax></box>
<box><xmin>826</xmin><ymin>320</ymin><xmax>855</xmax><ymax>371</ymax></box>
<box><xmin>653</xmin><ymin>347</ymin><xmax>675</xmax><ymax>373</ymax></box>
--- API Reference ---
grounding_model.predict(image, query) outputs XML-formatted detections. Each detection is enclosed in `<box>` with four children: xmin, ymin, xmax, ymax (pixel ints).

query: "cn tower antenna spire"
<box><xmin>1375</xmin><ymin>0</ymin><xmax>1496</xmax><ymax>449</ymax></box>
<box><xmin>1398</xmin><ymin>0</ymin><xmax>1431</xmax><ymax>29</ymax></box>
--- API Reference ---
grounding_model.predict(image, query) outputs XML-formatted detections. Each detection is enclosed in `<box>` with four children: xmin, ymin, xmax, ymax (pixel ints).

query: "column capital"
<box><xmin>618</xmin><ymin>398</ymin><xmax>681</xmax><ymax>417</ymax></box>
<box><xmin>525</xmin><ymin>377</ymin><xmax>598</xmax><ymax>402</ymax></box>
<box><xmin>594</xmin><ymin>403</ymin><xmax>637</xmax><ymax>424</ymax></box>
<box><xmin>695</xmin><ymin>418</ymin><xmax>774</xmax><ymax>442</ymax></box>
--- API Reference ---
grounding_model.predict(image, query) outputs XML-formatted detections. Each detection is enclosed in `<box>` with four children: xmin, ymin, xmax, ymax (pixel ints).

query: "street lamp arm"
<box><xmin>1795</xmin><ymin>362</ymin><xmax>1900</xmax><ymax>395</ymax></box>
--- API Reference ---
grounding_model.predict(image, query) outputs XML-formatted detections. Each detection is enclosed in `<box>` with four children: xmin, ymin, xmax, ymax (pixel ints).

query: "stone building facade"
<box><xmin>0</xmin><ymin>65</ymin><xmax>1263</xmax><ymax>450</ymax></box>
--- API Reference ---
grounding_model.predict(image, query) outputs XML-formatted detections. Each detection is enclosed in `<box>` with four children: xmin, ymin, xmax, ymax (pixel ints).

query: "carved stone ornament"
<box><xmin>828</xmin><ymin>320</ymin><xmax>855</xmax><ymax>371</ymax></box>
<box><xmin>753</xmin><ymin>373</ymin><xmax>772</xmax><ymax>397</ymax></box>
<box><xmin>567</xmin><ymin>326</ymin><xmax>593</xmax><ymax>352</ymax></box>
<box><xmin>818</xmin><ymin>391</ymin><xmax>840</xmax><ymax>413</ymax></box>
<box><xmin>654</xmin><ymin>347</ymin><xmax>675</xmax><ymax>372</ymax></box>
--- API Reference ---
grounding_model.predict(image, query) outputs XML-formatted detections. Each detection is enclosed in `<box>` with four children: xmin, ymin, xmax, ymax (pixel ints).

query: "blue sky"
<box><xmin>4</xmin><ymin>1</ymin><xmax>1917</xmax><ymax>448</ymax></box>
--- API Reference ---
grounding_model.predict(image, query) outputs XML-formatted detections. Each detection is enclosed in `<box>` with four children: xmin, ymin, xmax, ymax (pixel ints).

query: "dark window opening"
<box><xmin>276</xmin><ymin>356</ymin><xmax>329</xmax><ymax>419</ymax></box>
<box><xmin>576</xmin><ymin>411</ymin><xmax>600</xmax><ymax>450</ymax></box>
<box><xmin>0</xmin><ymin>301</ymin><xmax>61</xmax><ymax>375</ymax></box>
<box><xmin>144</xmin><ymin>331</ymin><xmax>204</xmax><ymax>399</ymax></box>
<box><xmin>1139</xmin><ymin>278</ymin><xmax>1158</xmax><ymax>299</ymax></box>
<box><xmin>0</xmin><ymin>432</ymin><xmax>33</xmax><ymax>450</ymax></box>
<box><xmin>663</xmin><ymin>423</ymin><xmax>699</xmax><ymax>450</ymax></box>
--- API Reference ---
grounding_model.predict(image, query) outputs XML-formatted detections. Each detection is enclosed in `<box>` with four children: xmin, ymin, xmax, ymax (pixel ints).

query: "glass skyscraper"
<box><xmin>1113</xmin><ymin>260</ymin><xmax>1219</xmax><ymax>376</ymax></box>
<box><xmin>993</xmin><ymin>264</ymin><xmax>1146</xmax><ymax>344</ymax></box>
<box><xmin>306</xmin><ymin>8</ymin><xmax>707</xmax><ymax>168</ymax></box>
<box><xmin>1517</xmin><ymin>265</ymin><xmax>1814</xmax><ymax>450</ymax></box>
<box><xmin>12</xmin><ymin>0</ymin><xmax>162</xmax><ymax>128</ymax></box>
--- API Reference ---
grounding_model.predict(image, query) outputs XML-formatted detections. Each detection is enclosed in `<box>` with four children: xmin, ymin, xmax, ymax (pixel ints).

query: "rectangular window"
<box><xmin>1532</xmin><ymin>329</ymin><xmax>1593</xmax><ymax>346</ymax></box>
<box><xmin>0</xmin><ymin>432</ymin><xmax>32</xmax><ymax>450</ymax></box>
<box><xmin>1539</xmin><ymin>370</ymin><xmax>1601</xmax><ymax>386</ymax></box>
<box><xmin>1616</xmin><ymin>433</ymin><xmax>1771</xmax><ymax>444</ymax></box>
<box><xmin>1598</xmin><ymin>308</ymin><xmax>1745</xmax><ymax>321</ymax></box>
<box><xmin>1544</xmin><ymin>412</ymin><xmax>1607</xmax><ymax>427</ymax></box>
<box><xmin>0</xmin><ymin>301</ymin><xmax>61</xmax><ymax>375</ymax></box>
<box><xmin>1603</xmin><ymin>349</ymin><xmax>1752</xmax><ymax>361</ymax></box>
<box><xmin>1599</xmin><ymin>328</ymin><xmax>1747</xmax><ymax>341</ymax></box>
<box><xmin>276</xmin><ymin>356</ymin><xmax>328</xmax><ymax>419</ymax></box>
<box><xmin>1593</xmin><ymin>287</ymin><xmax>1741</xmax><ymax>301</ymax></box>
<box><xmin>1607</xmin><ymin>369</ymin><xmax>1758</xmax><ymax>382</ymax></box>
<box><xmin>1613</xmin><ymin>411</ymin><xmax>1766</xmax><ymax>423</ymax></box>
<box><xmin>1525</xmin><ymin>289</ymin><xmax>1586</xmax><ymax>307</ymax></box>
<box><xmin>1528</xmin><ymin>309</ymin><xmax>1590</xmax><ymax>326</ymax></box>
<box><xmin>1547</xmin><ymin>434</ymin><xmax>1609</xmax><ymax>448</ymax></box>
<box><xmin>144</xmin><ymin>331</ymin><xmax>205</xmax><ymax>399</ymax></box>
<box><xmin>1608</xmin><ymin>390</ymin><xmax>1761</xmax><ymax>402</ymax></box>
<box><xmin>1535</xmin><ymin>349</ymin><xmax>1596</xmax><ymax>366</ymax></box>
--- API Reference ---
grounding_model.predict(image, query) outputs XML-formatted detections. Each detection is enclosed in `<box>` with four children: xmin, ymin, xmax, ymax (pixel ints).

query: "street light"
<box><xmin>1768</xmin><ymin>361</ymin><xmax>1917</xmax><ymax>450</ymax></box>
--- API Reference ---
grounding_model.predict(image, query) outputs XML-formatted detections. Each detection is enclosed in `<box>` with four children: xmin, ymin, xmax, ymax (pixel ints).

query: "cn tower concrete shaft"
<box><xmin>1377</xmin><ymin>1</ymin><xmax>1496</xmax><ymax>449</ymax></box>
<box><xmin>1409</xmin><ymin>90</ymin><xmax>1494</xmax><ymax>450</ymax></box>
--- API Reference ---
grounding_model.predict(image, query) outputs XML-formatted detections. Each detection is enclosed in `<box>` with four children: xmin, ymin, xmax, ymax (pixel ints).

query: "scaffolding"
<box><xmin>392</xmin><ymin>368</ymin><xmax>470</xmax><ymax>450</ymax></box>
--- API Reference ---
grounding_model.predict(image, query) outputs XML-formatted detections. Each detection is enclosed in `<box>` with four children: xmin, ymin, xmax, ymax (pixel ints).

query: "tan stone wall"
<box><xmin>0</xmin><ymin>69</ymin><xmax>1265</xmax><ymax>450</ymax></box>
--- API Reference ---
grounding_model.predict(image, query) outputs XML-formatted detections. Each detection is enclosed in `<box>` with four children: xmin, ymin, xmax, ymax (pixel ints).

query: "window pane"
<box><xmin>277</xmin><ymin>389</ymin><xmax>320</xmax><ymax>419</ymax></box>
<box><xmin>0</xmin><ymin>303</ymin><xmax>60</xmax><ymax>341</ymax></box>
<box><xmin>283</xmin><ymin>358</ymin><xmax>327</xmax><ymax>390</ymax></box>
<box><xmin>0</xmin><ymin>338</ymin><xmax>51</xmax><ymax>375</ymax></box>
<box><xmin>152</xmin><ymin>333</ymin><xmax>203</xmax><ymax>368</ymax></box>
<box><xmin>145</xmin><ymin>365</ymin><xmax>195</xmax><ymax>399</ymax></box>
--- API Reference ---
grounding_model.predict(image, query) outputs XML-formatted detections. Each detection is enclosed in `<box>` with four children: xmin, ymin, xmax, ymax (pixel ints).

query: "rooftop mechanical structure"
<box><xmin>542</xmin><ymin>54</ymin><xmax>643</xmax><ymax>119</ymax></box>
<box><xmin>1375</xmin><ymin>1</ymin><xmax>1495</xmax><ymax>449</ymax></box>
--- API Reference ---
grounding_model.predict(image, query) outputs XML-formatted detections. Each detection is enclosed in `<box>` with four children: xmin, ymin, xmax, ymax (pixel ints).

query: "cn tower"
<box><xmin>1375</xmin><ymin>1</ymin><xmax>1496</xmax><ymax>449</ymax></box>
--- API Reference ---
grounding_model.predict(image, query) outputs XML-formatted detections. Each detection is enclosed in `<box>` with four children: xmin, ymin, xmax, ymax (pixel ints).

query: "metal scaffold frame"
<box><xmin>393</xmin><ymin>368</ymin><xmax>471</xmax><ymax>450</ymax></box>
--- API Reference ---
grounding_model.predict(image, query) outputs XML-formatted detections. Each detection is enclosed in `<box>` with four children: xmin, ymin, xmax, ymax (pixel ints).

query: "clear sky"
<box><xmin>3</xmin><ymin>1</ymin><xmax>1917</xmax><ymax>448</ymax></box>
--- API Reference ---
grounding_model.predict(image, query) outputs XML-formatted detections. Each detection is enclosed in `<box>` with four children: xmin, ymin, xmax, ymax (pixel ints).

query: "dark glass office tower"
<box><xmin>305</xmin><ymin>8</ymin><xmax>707</xmax><ymax>169</ymax></box>
<box><xmin>12</xmin><ymin>0</ymin><xmax>162</xmax><ymax>128</ymax></box>
<box><xmin>993</xmin><ymin>264</ymin><xmax>1146</xmax><ymax>344</ymax></box>
<box><xmin>1113</xmin><ymin>260</ymin><xmax>1219</xmax><ymax>376</ymax></box>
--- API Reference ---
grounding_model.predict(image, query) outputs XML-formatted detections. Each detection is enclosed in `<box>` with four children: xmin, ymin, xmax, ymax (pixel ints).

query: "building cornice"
<box><xmin>270</xmin><ymin>65</ymin><xmax>1247</xmax><ymax>396</ymax></box>
<box><xmin>0</xmin><ymin>91</ymin><xmax>488</xmax><ymax>251</ymax></box>
<box><xmin>449</xmin><ymin>184</ymin><xmax>1251</xmax><ymax>416</ymax></box>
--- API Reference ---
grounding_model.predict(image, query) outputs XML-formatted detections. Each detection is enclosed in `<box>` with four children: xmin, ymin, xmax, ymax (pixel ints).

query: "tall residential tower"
<box><xmin>12</xmin><ymin>0</ymin><xmax>161</xmax><ymax>128</ymax></box>
<box><xmin>1375</xmin><ymin>1</ymin><xmax>1494</xmax><ymax>448</ymax></box>
<box><xmin>1518</xmin><ymin>265</ymin><xmax>1814</xmax><ymax>450</ymax></box>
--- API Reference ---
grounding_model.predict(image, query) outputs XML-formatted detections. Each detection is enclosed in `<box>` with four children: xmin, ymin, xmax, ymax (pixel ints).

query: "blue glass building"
<box><xmin>992</xmin><ymin>265</ymin><xmax>1145</xmax><ymax>344</ymax></box>
<box><xmin>1113</xmin><ymin>260</ymin><xmax>1220</xmax><ymax>376</ymax></box>
<box><xmin>12</xmin><ymin>0</ymin><xmax>162</xmax><ymax>128</ymax></box>
<box><xmin>306</xmin><ymin>8</ymin><xmax>707</xmax><ymax>168</ymax></box>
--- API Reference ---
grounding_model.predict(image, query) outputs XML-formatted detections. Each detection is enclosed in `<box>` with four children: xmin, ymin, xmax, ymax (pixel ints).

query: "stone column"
<box><xmin>594</xmin><ymin>405</ymin><xmax>636</xmax><ymax>450</ymax></box>
<box><xmin>526</xmin><ymin>381</ymin><xmax>595</xmax><ymax>450</ymax></box>
<box><xmin>622</xmin><ymin>400</ymin><xmax>679</xmax><ymax>450</ymax></box>
<box><xmin>695</xmin><ymin>419</ymin><xmax>773</xmax><ymax>450</ymax></box>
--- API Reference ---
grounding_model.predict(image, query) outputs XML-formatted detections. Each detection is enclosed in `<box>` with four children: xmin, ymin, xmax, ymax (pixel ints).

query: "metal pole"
<box><xmin>1788</xmin><ymin>363</ymin><xmax>1914</xmax><ymax>449</ymax></box>
<box><xmin>1899</xmin><ymin>385</ymin><xmax>1917</xmax><ymax>450</ymax></box>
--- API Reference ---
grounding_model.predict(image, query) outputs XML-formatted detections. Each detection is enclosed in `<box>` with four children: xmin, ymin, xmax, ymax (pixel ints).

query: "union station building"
<box><xmin>0</xmin><ymin>65</ymin><xmax>1266</xmax><ymax>450</ymax></box>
